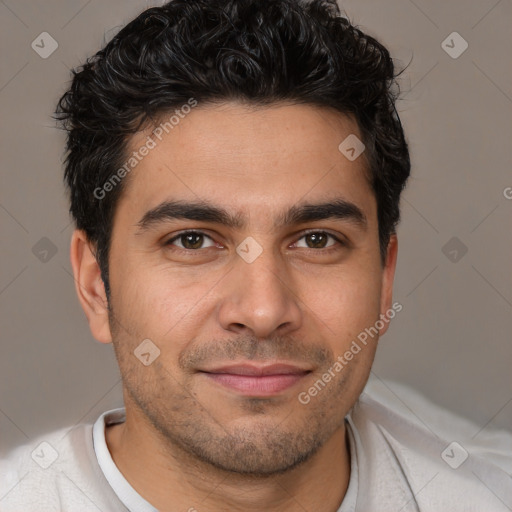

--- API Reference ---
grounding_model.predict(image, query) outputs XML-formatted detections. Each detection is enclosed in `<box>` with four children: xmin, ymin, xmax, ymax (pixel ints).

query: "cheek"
<box><xmin>114</xmin><ymin>265</ymin><xmax>218</xmax><ymax>344</ymax></box>
<box><xmin>304</xmin><ymin>267</ymin><xmax>382</xmax><ymax>344</ymax></box>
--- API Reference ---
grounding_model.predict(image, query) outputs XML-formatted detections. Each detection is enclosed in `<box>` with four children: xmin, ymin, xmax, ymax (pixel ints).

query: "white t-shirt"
<box><xmin>1</xmin><ymin>379</ymin><xmax>511</xmax><ymax>511</ymax></box>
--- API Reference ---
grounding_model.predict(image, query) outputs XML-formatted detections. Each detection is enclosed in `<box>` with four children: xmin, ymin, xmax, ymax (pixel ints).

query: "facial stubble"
<box><xmin>109</xmin><ymin>312</ymin><xmax>353</xmax><ymax>478</ymax></box>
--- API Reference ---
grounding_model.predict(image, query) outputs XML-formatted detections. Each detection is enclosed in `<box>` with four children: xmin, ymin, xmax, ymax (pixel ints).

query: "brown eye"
<box><xmin>305</xmin><ymin>232</ymin><xmax>328</xmax><ymax>248</ymax></box>
<box><xmin>294</xmin><ymin>231</ymin><xmax>341</xmax><ymax>250</ymax></box>
<box><xmin>166</xmin><ymin>231</ymin><xmax>215</xmax><ymax>250</ymax></box>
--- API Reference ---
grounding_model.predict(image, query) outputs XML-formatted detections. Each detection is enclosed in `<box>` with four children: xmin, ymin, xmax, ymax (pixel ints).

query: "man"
<box><xmin>1</xmin><ymin>0</ymin><xmax>511</xmax><ymax>510</ymax></box>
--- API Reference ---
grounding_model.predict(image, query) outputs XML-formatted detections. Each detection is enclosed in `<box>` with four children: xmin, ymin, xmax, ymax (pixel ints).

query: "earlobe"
<box><xmin>70</xmin><ymin>230</ymin><xmax>113</xmax><ymax>344</ymax></box>
<box><xmin>378</xmin><ymin>234</ymin><xmax>398</xmax><ymax>337</ymax></box>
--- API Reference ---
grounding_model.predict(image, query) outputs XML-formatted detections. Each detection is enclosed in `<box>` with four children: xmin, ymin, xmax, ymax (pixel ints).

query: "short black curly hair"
<box><xmin>56</xmin><ymin>0</ymin><xmax>410</xmax><ymax>300</ymax></box>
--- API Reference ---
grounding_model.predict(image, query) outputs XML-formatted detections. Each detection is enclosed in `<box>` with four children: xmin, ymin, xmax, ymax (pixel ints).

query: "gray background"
<box><xmin>1</xmin><ymin>0</ymin><xmax>511</xmax><ymax>454</ymax></box>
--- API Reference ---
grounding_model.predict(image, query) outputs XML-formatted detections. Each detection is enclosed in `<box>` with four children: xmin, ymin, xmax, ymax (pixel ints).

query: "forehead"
<box><xmin>114</xmin><ymin>102</ymin><xmax>376</xmax><ymax>229</ymax></box>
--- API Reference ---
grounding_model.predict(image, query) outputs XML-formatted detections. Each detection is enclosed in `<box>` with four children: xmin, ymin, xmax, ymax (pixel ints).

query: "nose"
<box><xmin>216</xmin><ymin>247</ymin><xmax>303</xmax><ymax>339</ymax></box>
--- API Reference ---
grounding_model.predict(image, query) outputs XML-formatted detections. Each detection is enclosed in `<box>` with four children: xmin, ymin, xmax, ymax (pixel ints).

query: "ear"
<box><xmin>378</xmin><ymin>233</ymin><xmax>398</xmax><ymax>336</ymax></box>
<box><xmin>70</xmin><ymin>229</ymin><xmax>113</xmax><ymax>344</ymax></box>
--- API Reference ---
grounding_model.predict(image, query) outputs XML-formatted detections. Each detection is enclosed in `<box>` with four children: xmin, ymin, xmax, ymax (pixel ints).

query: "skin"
<box><xmin>70</xmin><ymin>102</ymin><xmax>398</xmax><ymax>512</ymax></box>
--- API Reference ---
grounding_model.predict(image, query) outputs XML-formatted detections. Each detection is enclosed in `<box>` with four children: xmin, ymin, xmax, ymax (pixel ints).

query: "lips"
<box><xmin>199</xmin><ymin>362</ymin><xmax>311</xmax><ymax>396</ymax></box>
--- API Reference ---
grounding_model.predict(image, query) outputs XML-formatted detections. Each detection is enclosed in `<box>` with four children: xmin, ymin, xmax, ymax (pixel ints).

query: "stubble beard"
<box><xmin>109</xmin><ymin>311</ymin><xmax>352</xmax><ymax>478</ymax></box>
<box><xmin>121</xmin><ymin>358</ymin><xmax>351</xmax><ymax>478</ymax></box>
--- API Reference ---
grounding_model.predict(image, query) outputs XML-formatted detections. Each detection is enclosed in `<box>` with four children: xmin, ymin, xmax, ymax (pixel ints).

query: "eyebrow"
<box><xmin>135</xmin><ymin>198</ymin><xmax>368</xmax><ymax>234</ymax></box>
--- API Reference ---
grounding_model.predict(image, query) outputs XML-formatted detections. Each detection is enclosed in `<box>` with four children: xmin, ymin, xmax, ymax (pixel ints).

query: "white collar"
<box><xmin>92</xmin><ymin>407</ymin><xmax>358</xmax><ymax>512</ymax></box>
<box><xmin>92</xmin><ymin>408</ymin><xmax>158</xmax><ymax>512</ymax></box>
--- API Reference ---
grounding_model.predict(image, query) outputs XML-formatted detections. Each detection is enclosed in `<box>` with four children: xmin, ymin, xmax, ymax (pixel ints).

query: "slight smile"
<box><xmin>198</xmin><ymin>363</ymin><xmax>312</xmax><ymax>396</ymax></box>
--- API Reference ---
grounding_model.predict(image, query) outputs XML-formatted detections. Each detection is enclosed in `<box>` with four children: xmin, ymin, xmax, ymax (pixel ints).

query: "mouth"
<box><xmin>198</xmin><ymin>363</ymin><xmax>312</xmax><ymax>396</ymax></box>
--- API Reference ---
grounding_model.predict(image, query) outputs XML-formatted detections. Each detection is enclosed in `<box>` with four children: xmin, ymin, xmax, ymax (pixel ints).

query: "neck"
<box><xmin>105</xmin><ymin>408</ymin><xmax>351</xmax><ymax>512</ymax></box>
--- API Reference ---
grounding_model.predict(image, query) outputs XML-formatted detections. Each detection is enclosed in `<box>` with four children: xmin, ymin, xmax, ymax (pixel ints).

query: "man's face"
<box><xmin>101</xmin><ymin>102</ymin><xmax>396</xmax><ymax>475</ymax></box>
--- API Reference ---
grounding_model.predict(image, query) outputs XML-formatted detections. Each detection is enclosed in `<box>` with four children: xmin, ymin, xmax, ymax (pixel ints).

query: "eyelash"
<box><xmin>164</xmin><ymin>230</ymin><xmax>347</xmax><ymax>254</ymax></box>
